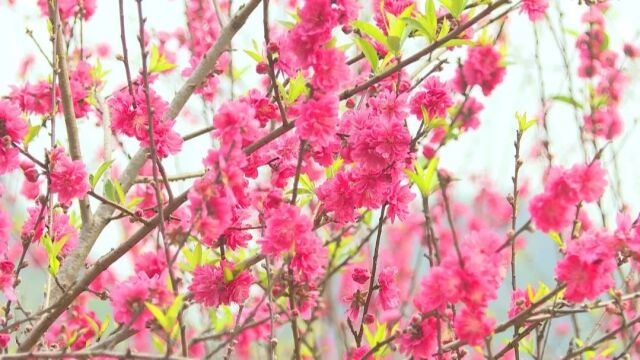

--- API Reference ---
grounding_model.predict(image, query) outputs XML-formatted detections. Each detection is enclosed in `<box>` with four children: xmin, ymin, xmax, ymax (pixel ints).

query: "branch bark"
<box><xmin>32</xmin><ymin>0</ymin><xmax>263</xmax><ymax>349</ymax></box>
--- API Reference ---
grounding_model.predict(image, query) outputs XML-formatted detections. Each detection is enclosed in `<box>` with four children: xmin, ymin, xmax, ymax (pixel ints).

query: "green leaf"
<box><xmin>113</xmin><ymin>179</ymin><xmax>125</xmax><ymax>204</ymax></box>
<box><xmin>325</xmin><ymin>157</ymin><xmax>344</xmax><ymax>179</ymax></box>
<box><xmin>149</xmin><ymin>44</ymin><xmax>176</xmax><ymax>74</ymax></box>
<box><xmin>167</xmin><ymin>295</ymin><xmax>184</xmax><ymax>322</ymax></box>
<box><xmin>440</xmin><ymin>0</ymin><xmax>468</xmax><ymax>17</ymax></box>
<box><xmin>243</xmin><ymin>49</ymin><xmax>263</xmax><ymax>63</ymax></box>
<box><xmin>90</xmin><ymin>58</ymin><xmax>110</xmax><ymax>81</ymax></box>
<box><xmin>91</xmin><ymin>160</ymin><xmax>113</xmax><ymax>188</ymax></box>
<box><xmin>352</xmin><ymin>20</ymin><xmax>388</xmax><ymax>49</ymax></box>
<box><xmin>548</xmin><ymin>231</ymin><xmax>564</xmax><ymax>249</ymax></box>
<box><xmin>99</xmin><ymin>315</ymin><xmax>110</xmax><ymax>338</ymax></box>
<box><xmin>287</xmin><ymin>71</ymin><xmax>307</xmax><ymax>104</ymax></box>
<box><xmin>24</xmin><ymin>124</ymin><xmax>41</xmax><ymax>145</ymax></box>
<box><xmin>104</xmin><ymin>180</ymin><xmax>115</xmax><ymax>202</ymax></box>
<box><xmin>354</xmin><ymin>37</ymin><xmax>379</xmax><ymax>73</ymax></box>
<box><xmin>145</xmin><ymin>302</ymin><xmax>170</xmax><ymax>332</ymax></box>
<box><xmin>438</xmin><ymin>18</ymin><xmax>450</xmax><ymax>40</ymax></box>
<box><xmin>223</xmin><ymin>266</ymin><xmax>234</xmax><ymax>282</ymax></box>
<box><xmin>552</xmin><ymin>95</ymin><xmax>583</xmax><ymax>109</ymax></box>
<box><xmin>84</xmin><ymin>314</ymin><xmax>100</xmax><ymax>336</ymax></box>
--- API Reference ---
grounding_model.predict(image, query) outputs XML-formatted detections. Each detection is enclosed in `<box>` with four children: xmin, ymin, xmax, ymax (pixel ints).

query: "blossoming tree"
<box><xmin>0</xmin><ymin>0</ymin><xmax>638</xmax><ymax>358</ymax></box>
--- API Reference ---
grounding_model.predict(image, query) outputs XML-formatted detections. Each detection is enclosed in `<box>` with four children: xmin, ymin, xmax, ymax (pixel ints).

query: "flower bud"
<box><xmin>256</xmin><ymin>62</ymin><xmax>269</xmax><ymax>74</ymax></box>
<box><xmin>364</xmin><ymin>313</ymin><xmax>375</xmax><ymax>324</ymax></box>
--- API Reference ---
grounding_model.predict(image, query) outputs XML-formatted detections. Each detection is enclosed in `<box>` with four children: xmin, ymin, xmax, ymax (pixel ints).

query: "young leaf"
<box><xmin>149</xmin><ymin>44</ymin><xmax>177</xmax><ymax>74</ymax></box>
<box><xmin>91</xmin><ymin>160</ymin><xmax>113</xmax><ymax>188</ymax></box>
<box><xmin>354</xmin><ymin>37</ymin><xmax>379</xmax><ymax>73</ymax></box>
<box><xmin>146</xmin><ymin>302</ymin><xmax>170</xmax><ymax>332</ymax></box>
<box><xmin>352</xmin><ymin>20</ymin><xmax>388</xmax><ymax>49</ymax></box>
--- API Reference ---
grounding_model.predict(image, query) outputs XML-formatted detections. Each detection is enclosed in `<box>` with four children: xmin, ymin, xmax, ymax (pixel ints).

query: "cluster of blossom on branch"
<box><xmin>1</xmin><ymin>0</ymin><xmax>640</xmax><ymax>359</ymax></box>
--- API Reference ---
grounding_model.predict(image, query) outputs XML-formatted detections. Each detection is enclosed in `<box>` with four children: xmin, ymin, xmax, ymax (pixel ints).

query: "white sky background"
<box><xmin>1</xmin><ymin>0</ymin><xmax>640</xmax><ymax>265</ymax></box>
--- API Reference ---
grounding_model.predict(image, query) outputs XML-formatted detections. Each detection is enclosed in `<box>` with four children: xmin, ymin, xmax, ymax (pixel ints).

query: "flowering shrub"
<box><xmin>1</xmin><ymin>0</ymin><xmax>640</xmax><ymax>359</ymax></box>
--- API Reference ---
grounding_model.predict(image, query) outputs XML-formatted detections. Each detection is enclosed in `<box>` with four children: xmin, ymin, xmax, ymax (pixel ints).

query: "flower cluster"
<box><xmin>529</xmin><ymin>161</ymin><xmax>607</xmax><ymax>232</ymax></box>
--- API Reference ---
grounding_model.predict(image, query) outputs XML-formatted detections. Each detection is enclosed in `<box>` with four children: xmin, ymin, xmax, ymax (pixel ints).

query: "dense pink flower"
<box><xmin>311</xmin><ymin>48</ymin><xmax>351</xmax><ymax>93</ymax></box>
<box><xmin>350</xmin><ymin>118</ymin><xmax>410</xmax><ymax>172</ymax></box>
<box><xmin>46</xmin><ymin>304</ymin><xmax>101</xmax><ymax>350</ymax></box>
<box><xmin>410</xmin><ymin>77</ymin><xmax>453</xmax><ymax>120</ymax></box>
<box><xmin>368</xmin><ymin>90</ymin><xmax>409</xmax><ymax>123</ymax></box>
<box><xmin>555</xmin><ymin>231</ymin><xmax>616</xmax><ymax>302</ymax></box>
<box><xmin>246</xmin><ymin>89</ymin><xmax>278</xmax><ymax>126</ymax></box>
<box><xmin>458</xmin><ymin>45</ymin><xmax>506</xmax><ymax>96</ymax></box>
<box><xmin>189</xmin><ymin>261</ymin><xmax>254</xmax><ymax>308</ymax></box>
<box><xmin>9</xmin><ymin>81</ymin><xmax>56</xmax><ymax>115</ymax></box>
<box><xmin>109</xmin><ymin>85</ymin><xmax>182</xmax><ymax>157</ymax></box>
<box><xmin>317</xmin><ymin>171</ymin><xmax>359</xmax><ymax>223</ymax></box>
<box><xmin>521</xmin><ymin>0</ymin><xmax>548</xmax><ymax>21</ymax></box>
<box><xmin>583</xmin><ymin>107</ymin><xmax>623</xmax><ymax>140</ymax></box>
<box><xmin>352</xmin><ymin>267</ymin><xmax>370</xmax><ymax>284</ymax></box>
<box><xmin>0</xmin><ymin>261</ymin><xmax>16</xmax><ymax>301</ymax></box>
<box><xmin>37</xmin><ymin>0</ymin><xmax>97</xmax><ymax>20</ymax></box>
<box><xmin>377</xmin><ymin>266</ymin><xmax>400</xmax><ymax>310</ymax></box>
<box><xmin>454</xmin><ymin>306</ymin><xmax>494</xmax><ymax>345</ymax></box>
<box><xmin>49</xmin><ymin>148</ymin><xmax>90</xmax><ymax>205</ymax></box>
<box><xmin>385</xmin><ymin>182</ymin><xmax>416</xmax><ymax>223</ymax></box>
<box><xmin>259</xmin><ymin>204</ymin><xmax>313</xmax><ymax>256</ymax></box>
<box><xmin>455</xmin><ymin>96</ymin><xmax>484</xmax><ymax>130</ymax></box>
<box><xmin>213</xmin><ymin>99</ymin><xmax>260</xmax><ymax>148</ymax></box>
<box><xmin>570</xmin><ymin>160</ymin><xmax>607</xmax><ymax>203</ymax></box>
<box><xmin>529</xmin><ymin>193</ymin><xmax>573</xmax><ymax>233</ymax></box>
<box><xmin>111</xmin><ymin>272</ymin><xmax>171</xmax><ymax>330</ymax></box>
<box><xmin>188</xmin><ymin>175</ymin><xmax>235</xmax><ymax>246</ymax></box>
<box><xmin>21</xmin><ymin>205</ymin><xmax>78</xmax><ymax>256</ymax></box>
<box><xmin>295</xmin><ymin>95</ymin><xmax>338</xmax><ymax>147</ymax></box>
<box><xmin>289</xmin><ymin>234</ymin><xmax>328</xmax><ymax>280</ymax></box>
<box><xmin>134</xmin><ymin>252</ymin><xmax>167</xmax><ymax>278</ymax></box>
<box><xmin>0</xmin><ymin>100</ymin><xmax>27</xmax><ymax>175</ymax></box>
<box><xmin>398</xmin><ymin>316</ymin><xmax>437</xmax><ymax>358</ymax></box>
<box><xmin>508</xmin><ymin>289</ymin><xmax>531</xmax><ymax>318</ymax></box>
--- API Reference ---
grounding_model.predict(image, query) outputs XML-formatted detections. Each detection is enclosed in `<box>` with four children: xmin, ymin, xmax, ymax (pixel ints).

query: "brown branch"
<box><xmin>356</xmin><ymin>204</ymin><xmax>387</xmax><ymax>346</ymax></box>
<box><xmin>47</xmin><ymin>1</ymin><xmax>92</xmax><ymax>225</ymax></box>
<box><xmin>50</xmin><ymin>0</ymin><xmax>263</xmax><ymax>326</ymax></box>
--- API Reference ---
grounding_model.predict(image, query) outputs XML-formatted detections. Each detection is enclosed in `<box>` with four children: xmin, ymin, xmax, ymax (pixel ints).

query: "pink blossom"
<box><xmin>570</xmin><ymin>160</ymin><xmax>607</xmax><ymax>203</ymax></box>
<box><xmin>0</xmin><ymin>261</ymin><xmax>16</xmax><ymax>301</ymax></box>
<box><xmin>352</xmin><ymin>267</ymin><xmax>370</xmax><ymax>284</ymax></box>
<box><xmin>37</xmin><ymin>0</ymin><xmax>97</xmax><ymax>20</ymax></box>
<box><xmin>454</xmin><ymin>306</ymin><xmax>494</xmax><ymax>345</ymax></box>
<box><xmin>134</xmin><ymin>252</ymin><xmax>167</xmax><ymax>278</ymax></box>
<box><xmin>455</xmin><ymin>96</ymin><xmax>484</xmax><ymax>131</ymax></box>
<box><xmin>410</xmin><ymin>76</ymin><xmax>453</xmax><ymax>120</ymax></box>
<box><xmin>110</xmin><ymin>272</ymin><xmax>171</xmax><ymax>330</ymax></box>
<box><xmin>398</xmin><ymin>316</ymin><xmax>437</xmax><ymax>358</ymax></box>
<box><xmin>259</xmin><ymin>204</ymin><xmax>313</xmax><ymax>256</ymax></box>
<box><xmin>311</xmin><ymin>48</ymin><xmax>351</xmax><ymax>93</ymax></box>
<box><xmin>584</xmin><ymin>107</ymin><xmax>623</xmax><ymax>140</ymax></box>
<box><xmin>459</xmin><ymin>45</ymin><xmax>506</xmax><ymax>96</ymax></box>
<box><xmin>0</xmin><ymin>100</ymin><xmax>27</xmax><ymax>174</ymax></box>
<box><xmin>296</xmin><ymin>95</ymin><xmax>338</xmax><ymax>147</ymax></box>
<box><xmin>49</xmin><ymin>148</ymin><xmax>90</xmax><ymax>205</ymax></box>
<box><xmin>189</xmin><ymin>261</ymin><xmax>254</xmax><ymax>308</ymax></box>
<box><xmin>377</xmin><ymin>266</ymin><xmax>400</xmax><ymax>311</ymax></box>
<box><xmin>317</xmin><ymin>171</ymin><xmax>359</xmax><ymax>223</ymax></box>
<box><xmin>109</xmin><ymin>85</ymin><xmax>182</xmax><ymax>157</ymax></box>
<box><xmin>385</xmin><ymin>182</ymin><xmax>416</xmax><ymax>223</ymax></box>
<box><xmin>350</xmin><ymin>118</ymin><xmax>410</xmax><ymax>173</ymax></box>
<box><xmin>521</xmin><ymin>0</ymin><xmax>548</xmax><ymax>22</ymax></box>
<box><xmin>508</xmin><ymin>289</ymin><xmax>531</xmax><ymax>318</ymax></box>
<box><xmin>555</xmin><ymin>231</ymin><xmax>616</xmax><ymax>303</ymax></box>
<box><xmin>188</xmin><ymin>177</ymin><xmax>234</xmax><ymax>246</ymax></box>
<box><xmin>368</xmin><ymin>90</ymin><xmax>409</xmax><ymax>123</ymax></box>
<box><xmin>529</xmin><ymin>193</ymin><xmax>573</xmax><ymax>233</ymax></box>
